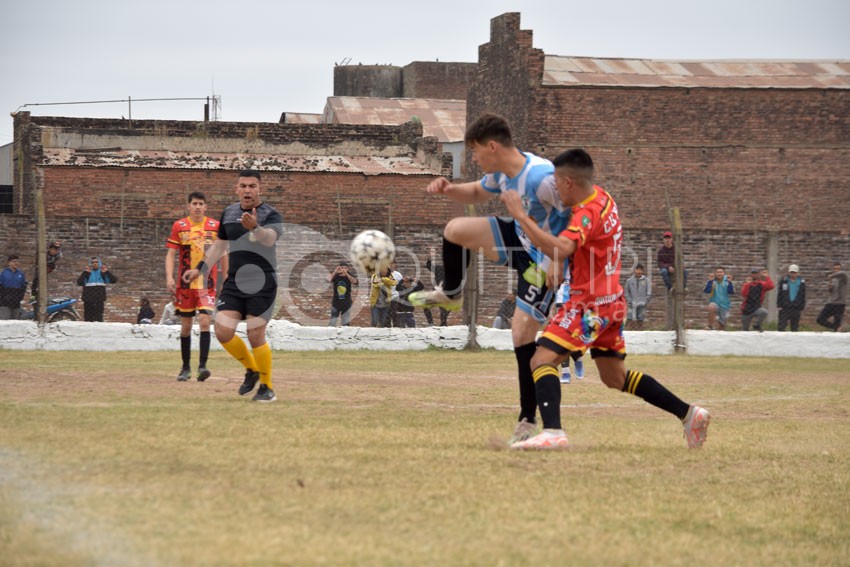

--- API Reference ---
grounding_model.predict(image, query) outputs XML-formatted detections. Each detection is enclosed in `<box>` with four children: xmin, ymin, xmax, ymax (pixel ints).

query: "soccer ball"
<box><xmin>350</xmin><ymin>230</ymin><xmax>395</xmax><ymax>274</ymax></box>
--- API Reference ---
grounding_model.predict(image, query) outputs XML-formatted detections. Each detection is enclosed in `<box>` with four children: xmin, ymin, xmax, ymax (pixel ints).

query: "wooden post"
<box><xmin>766</xmin><ymin>230</ymin><xmax>779</xmax><ymax>325</ymax></box>
<box><xmin>672</xmin><ymin>208</ymin><xmax>686</xmax><ymax>353</ymax></box>
<box><xmin>464</xmin><ymin>203</ymin><xmax>479</xmax><ymax>350</ymax></box>
<box><xmin>35</xmin><ymin>182</ymin><xmax>48</xmax><ymax>324</ymax></box>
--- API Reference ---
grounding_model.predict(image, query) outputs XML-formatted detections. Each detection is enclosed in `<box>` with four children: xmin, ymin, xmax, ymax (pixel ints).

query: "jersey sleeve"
<box><xmin>261</xmin><ymin>208</ymin><xmax>285</xmax><ymax>238</ymax></box>
<box><xmin>165</xmin><ymin>220</ymin><xmax>181</xmax><ymax>249</ymax></box>
<box><xmin>480</xmin><ymin>173</ymin><xmax>502</xmax><ymax>194</ymax></box>
<box><xmin>533</xmin><ymin>175</ymin><xmax>559</xmax><ymax>209</ymax></box>
<box><xmin>561</xmin><ymin>208</ymin><xmax>595</xmax><ymax>247</ymax></box>
<box><xmin>217</xmin><ymin>211</ymin><xmax>228</xmax><ymax>240</ymax></box>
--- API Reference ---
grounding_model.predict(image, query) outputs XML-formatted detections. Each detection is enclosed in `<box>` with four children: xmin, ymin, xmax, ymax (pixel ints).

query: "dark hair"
<box><xmin>7</xmin><ymin>254</ymin><xmax>19</xmax><ymax>262</ymax></box>
<box><xmin>635</xmin><ymin>263</ymin><xmax>644</xmax><ymax>270</ymax></box>
<box><xmin>238</xmin><ymin>169</ymin><xmax>261</xmax><ymax>181</ymax></box>
<box><xmin>715</xmin><ymin>266</ymin><xmax>725</xmax><ymax>271</ymax></box>
<box><xmin>187</xmin><ymin>191</ymin><xmax>207</xmax><ymax>203</ymax></box>
<box><xmin>552</xmin><ymin>148</ymin><xmax>594</xmax><ymax>171</ymax></box>
<box><xmin>553</xmin><ymin>149</ymin><xmax>594</xmax><ymax>187</ymax></box>
<box><xmin>140</xmin><ymin>297</ymin><xmax>151</xmax><ymax>307</ymax></box>
<box><xmin>464</xmin><ymin>113</ymin><xmax>514</xmax><ymax>147</ymax></box>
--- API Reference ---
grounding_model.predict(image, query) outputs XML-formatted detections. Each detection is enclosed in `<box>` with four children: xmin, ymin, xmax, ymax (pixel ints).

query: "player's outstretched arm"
<box><xmin>501</xmin><ymin>191</ymin><xmax>575</xmax><ymax>262</ymax></box>
<box><xmin>426</xmin><ymin>177</ymin><xmax>491</xmax><ymax>205</ymax></box>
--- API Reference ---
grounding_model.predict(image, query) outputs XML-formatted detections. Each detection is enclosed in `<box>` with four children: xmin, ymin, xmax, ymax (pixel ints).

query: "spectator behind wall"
<box><xmin>0</xmin><ymin>254</ymin><xmax>28</xmax><ymax>320</ymax></box>
<box><xmin>657</xmin><ymin>231</ymin><xmax>688</xmax><ymax>292</ymax></box>
<box><xmin>77</xmin><ymin>257</ymin><xmax>118</xmax><ymax>322</ymax></box>
<box><xmin>740</xmin><ymin>268</ymin><xmax>774</xmax><ymax>332</ymax></box>
<box><xmin>777</xmin><ymin>264</ymin><xmax>806</xmax><ymax>332</ymax></box>
<box><xmin>816</xmin><ymin>262</ymin><xmax>847</xmax><ymax>332</ymax></box>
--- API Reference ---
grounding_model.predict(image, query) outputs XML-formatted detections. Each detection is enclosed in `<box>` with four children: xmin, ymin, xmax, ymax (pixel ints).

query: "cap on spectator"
<box><xmin>663</xmin><ymin>231</ymin><xmax>673</xmax><ymax>237</ymax></box>
<box><xmin>788</xmin><ymin>264</ymin><xmax>799</xmax><ymax>273</ymax></box>
<box><xmin>751</xmin><ymin>268</ymin><xmax>761</xmax><ymax>273</ymax></box>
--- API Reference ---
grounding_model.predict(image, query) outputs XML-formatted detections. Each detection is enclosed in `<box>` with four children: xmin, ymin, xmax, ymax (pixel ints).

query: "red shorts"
<box><xmin>538</xmin><ymin>295</ymin><xmax>627</xmax><ymax>359</ymax></box>
<box><xmin>175</xmin><ymin>287</ymin><xmax>216</xmax><ymax>316</ymax></box>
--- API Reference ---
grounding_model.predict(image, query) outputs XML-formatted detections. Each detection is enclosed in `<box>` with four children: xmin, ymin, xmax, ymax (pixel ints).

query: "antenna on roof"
<box><xmin>210</xmin><ymin>78</ymin><xmax>221</xmax><ymax>121</ymax></box>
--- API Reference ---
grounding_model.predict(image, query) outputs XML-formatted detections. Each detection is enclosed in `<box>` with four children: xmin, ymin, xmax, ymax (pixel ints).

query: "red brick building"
<box><xmin>4</xmin><ymin>12</ymin><xmax>849</xmax><ymax>329</ymax></box>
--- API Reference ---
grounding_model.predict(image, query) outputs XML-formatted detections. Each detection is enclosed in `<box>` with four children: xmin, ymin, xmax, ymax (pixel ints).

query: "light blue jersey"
<box><xmin>555</xmin><ymin>278</ymin><xmax>571</xmax><ymax>306</ymax></box>
<box><xmin>481</xmin><ymin>152</ymin><xmax>570</xmax><ymax>268</ymax></box>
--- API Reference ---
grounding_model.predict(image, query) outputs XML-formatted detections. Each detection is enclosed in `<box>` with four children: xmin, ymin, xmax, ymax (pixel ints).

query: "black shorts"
<box><xmin>216</xmin><ymin>277</ymin><xmax>277</xmax><ymax>321</ymax></box>
<box><xmin>488</xmin><ymin>217</ymin><xmax>555</xmax><ymax>323</ymax></box>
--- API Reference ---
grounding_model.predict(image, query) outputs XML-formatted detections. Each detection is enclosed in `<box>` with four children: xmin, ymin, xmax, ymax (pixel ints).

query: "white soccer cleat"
<box><xmin>510</xmin><ymin>429</ymin><xmax>570</xmax><ymax>450</ymax></box>
<box><xmin>507</xmin><ymin>417</ymin><xmax>537</xmax><ymax>445</ymax></box>
<box><xmin>682</xmin><ymin>405</ymin><xmax>711</xmax><ymax>448</ymax></box>
<box><xmin>407</xmin><ymin>285</ymin><xmax>463</xmax><ymax>312</ymax></box>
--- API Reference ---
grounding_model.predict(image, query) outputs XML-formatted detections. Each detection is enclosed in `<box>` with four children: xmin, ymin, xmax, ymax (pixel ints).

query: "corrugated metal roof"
<box><xmin>543</xmin><ymin>56</ymin><xmax>850</xmax><ymax>89</ymax></box>
<box><xmin>40</xmin><ymin>148</ymin><xmax>437</xmax><ymax>176</ymax></box>
<box><xmin>324</xmin><ymin>97</ymin><xmax>466</xmax><ymax>142</ymax></box>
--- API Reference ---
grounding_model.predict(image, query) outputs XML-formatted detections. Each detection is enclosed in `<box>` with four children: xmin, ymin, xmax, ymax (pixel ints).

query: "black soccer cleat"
<box><xmin>239</xmin><ymin>370</ymin><xmax>260</xmax><ymax>396</ymax></box>
<box><xmin>197</xmin><ymin>367</ymin><xmax>211</xmax><ymax>382</ymax></box>
<box><xmin>252</xmin><ymin>384</ymin><xmax>277</xmax><ymax>403</ymax></box>
<box><xmin>177</xmin><ymin>367</ymin><xmax>191</xmax><ymax>382</ymax></box>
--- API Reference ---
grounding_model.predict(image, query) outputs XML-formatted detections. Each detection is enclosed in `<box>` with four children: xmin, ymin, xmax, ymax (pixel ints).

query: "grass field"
<box><xmin>1</xmin><ymin>349</ymin><xmax>849</xmax><ymax>566</ymax></box>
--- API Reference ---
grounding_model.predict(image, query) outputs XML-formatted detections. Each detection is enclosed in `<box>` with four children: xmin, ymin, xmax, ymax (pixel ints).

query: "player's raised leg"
<box><xmin>595</xmin><ymin>356</ymin><xmax>711</xmax><ymax>449</ymax></box>
<box><xmin>409</xmin><ymin>216</ymin><xmax>498</xmax><ymax>310</ymax></box>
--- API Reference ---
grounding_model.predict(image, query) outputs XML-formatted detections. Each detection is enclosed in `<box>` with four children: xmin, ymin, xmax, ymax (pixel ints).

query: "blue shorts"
<box><xmin>489</xmin><ymin>217</ymin><xmax>555</xmax><ymax>323</ymax></box>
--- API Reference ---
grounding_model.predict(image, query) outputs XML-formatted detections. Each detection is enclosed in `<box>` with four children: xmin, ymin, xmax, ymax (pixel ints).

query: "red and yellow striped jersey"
<box><xmin>166</xmin><ymin>216</ymin><xmax>220</xmax><ymax>290</ymax></box>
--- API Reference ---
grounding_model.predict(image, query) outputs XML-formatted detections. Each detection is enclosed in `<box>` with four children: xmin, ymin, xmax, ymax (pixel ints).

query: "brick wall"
<box><xmin>460</xmin><ymin>12</ymin><xmax>850</xmax><ymax>329</ymax></box>
<box><xmin>402</xmin><ymin>62</ymin><xmax>478</xmax><ymax>100</ymax></box>
<box><xmin>6</xmin><ymin>13</ymin><xmax>849</xmax><ymax>332</ymax></box>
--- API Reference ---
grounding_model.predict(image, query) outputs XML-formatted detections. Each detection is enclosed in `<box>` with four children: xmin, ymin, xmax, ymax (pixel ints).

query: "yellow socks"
<box><xmin>252</xmin><ymin>342</ymin><xmax>273</xmax><ymax>388</ymax></box>
<box><xmin>221</xmin><ymin>336</ymin><xmax>257</xmax><ymax>372</ymax></box>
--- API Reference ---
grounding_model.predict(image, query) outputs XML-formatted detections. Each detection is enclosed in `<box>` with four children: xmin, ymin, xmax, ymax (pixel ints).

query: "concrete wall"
<box><xmin>333</xmin><ymin>62</ymin><xmax>478</xmax><ymax>101</ymax></box>
<box><xmin>334</xmin><ymin>65</ymin><xmax>404</xmax><ymax>98</ymax></box>
<box><xmin>1</xmin><ymin>320</ymin><xmax>848</xmax><ymax>358</ymax></box>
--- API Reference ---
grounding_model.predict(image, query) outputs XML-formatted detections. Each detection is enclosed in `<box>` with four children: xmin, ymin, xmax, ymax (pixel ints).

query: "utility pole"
<box><xmin>672</xmin><ymin>208</ymin><xmax>686</xmax><ymax>353</ymax></box>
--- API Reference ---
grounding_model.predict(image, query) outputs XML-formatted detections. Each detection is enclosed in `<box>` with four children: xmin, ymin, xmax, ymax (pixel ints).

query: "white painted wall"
<box><xmin>1</xmin><ymin>321</ymin><xmax>848</xmax><ymax>358</ymax></box>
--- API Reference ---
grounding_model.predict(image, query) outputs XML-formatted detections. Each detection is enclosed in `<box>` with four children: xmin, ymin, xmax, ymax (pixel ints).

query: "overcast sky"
<box><xmin>2</xmin><ymin>0</ymin><xmax>848</xmax><ymax>146</ymax></box>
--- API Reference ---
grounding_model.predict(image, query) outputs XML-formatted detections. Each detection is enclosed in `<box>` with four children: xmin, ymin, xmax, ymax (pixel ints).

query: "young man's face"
<box><xmin>8</xmin><ymin>258</ymin><xmax>19</xmax><ymax>270</ymax></box>
<box><xmin>91</xmin><ymin>259</ymin><xmax>100</xmax><ymax>270</ymax></box>
<box><xmin>469</xmin><ymin>141</ymin><xmax>499</xmax><ymax>174</ymax></box>
<box><xmin>634</xmin><ymin>267</ymin><xmax>644</xmax><ymax>278</ymax></box>
<box><xmin>715</xmin><ymin>268</ymin><xmax>725</xmax><ymax>280</ymax></box>
<box><xmin>663</xmin><ymin>235</ymin><xmax>673</xmax><ymax>247</ymax></box>
<box><xmin>554</xmin><ymin>170</ymin><xmax>582</xmax><ymax>207</ymax></box>
<box><xmin>833</xmin><ymin>264</ymin><xmax>842</xmax><ymax>273</ymax></box>
<box><xmin>187</xmin><ymin>198</ymin><xmax>207</xmax><ymax>220</ymax></box>
<box><xmin>236</xmin><ymin>176</ymin><xmax>261</xmax><ymax>209</ymax></box>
